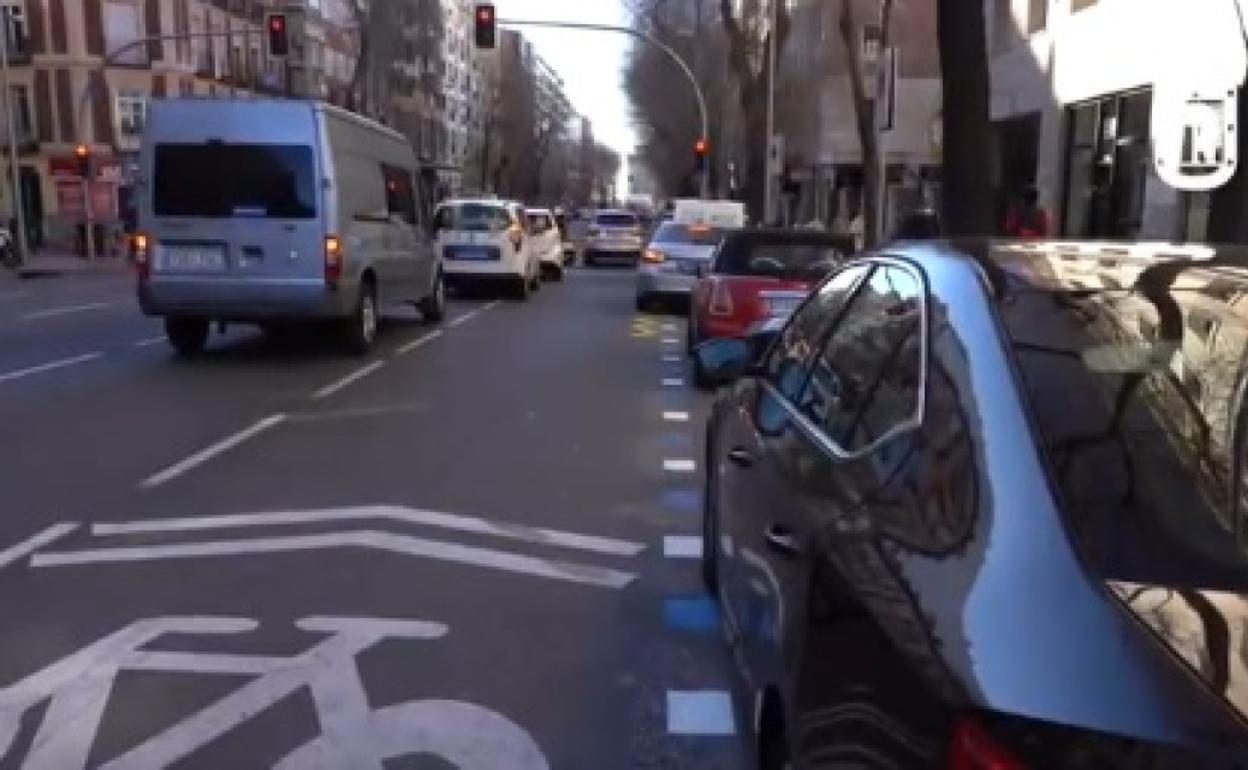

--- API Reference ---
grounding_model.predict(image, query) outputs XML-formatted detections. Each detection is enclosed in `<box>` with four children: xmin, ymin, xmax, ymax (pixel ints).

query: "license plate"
<box><xmin>161</xmin><ymin>245</ymin><xmax>225</xmax><ymax>272</ymax></box>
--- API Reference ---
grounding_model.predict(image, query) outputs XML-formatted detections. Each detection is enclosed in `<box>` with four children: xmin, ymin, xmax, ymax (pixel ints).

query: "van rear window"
<box><xmin>153</xmin><ymin>143</ymin><xmax>317</xmax><ymax>219</ymax></box>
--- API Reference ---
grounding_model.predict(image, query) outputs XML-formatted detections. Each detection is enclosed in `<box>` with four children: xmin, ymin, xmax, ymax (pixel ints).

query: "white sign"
<box><xmin>0</xmin><ymin>616</ymin><xmax>549</xmax><ymax>769</ymax></box>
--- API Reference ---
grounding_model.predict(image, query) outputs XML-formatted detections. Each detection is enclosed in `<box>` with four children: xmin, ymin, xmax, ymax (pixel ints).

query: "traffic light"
<box><xmin>266</xmin><ymin>13</ymin><xmax>289</xmax><ymax>57</ymax></box>
<box><xmin>73</xmin><ymin>144</ymin><xmax>90</xmax><ymax>178</ymax></box>
<box><xmin>694</xmin><ymin>138</ymin><xmax>709</xmax><ymax>172</ymax></box>
<box><xmin>474</xmin><ymin>4</ymin><xmax>497</xmax><ymax>49</ymax></box>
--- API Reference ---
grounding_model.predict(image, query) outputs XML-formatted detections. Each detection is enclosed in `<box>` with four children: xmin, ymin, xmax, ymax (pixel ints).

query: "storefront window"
<box><xmin>1062</xmin><ymin>90</ymin><xmax>1152</xmax><ymax>239</ymax></box>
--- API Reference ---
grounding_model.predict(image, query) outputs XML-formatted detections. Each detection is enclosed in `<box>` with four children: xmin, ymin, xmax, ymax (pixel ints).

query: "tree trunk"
<box><xmin>937</xmin><ymin>0</ymin><xmax>993</xmax><ymax>235</ymax></box>
<box><xmin>839</xmin><ymin>0</ymin><xmax>881</xmax><ymax>248</ymax></box>
<box><xmin>1207</xmin><ymin>82</ymin><xmax>1248</xmax><ymax>242</ymax></box>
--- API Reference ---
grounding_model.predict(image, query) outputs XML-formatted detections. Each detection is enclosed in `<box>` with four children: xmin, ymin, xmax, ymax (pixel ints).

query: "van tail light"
<box><xmin>642</xmin><ymin>248</ymin><xmax>666</xmax><ymax>264</ymax></box>
<box><xmin>709</xmin><ymin>278</ymin><xmax>734</xmax><ymax>317</ymax></box>
<box><xmin>324</xmin><ymin>234</ymin><xmax>343</xmax><ymax>286</ymax></box>
<box><xmin>132</xmin><ymin>232</ymin><xmax>150</xmax><ymax>280</ymax></box>
<box><xmin>948</xmin><ymin>717</ymin><xmax>1027</xmax><ymax>770</ymax></box>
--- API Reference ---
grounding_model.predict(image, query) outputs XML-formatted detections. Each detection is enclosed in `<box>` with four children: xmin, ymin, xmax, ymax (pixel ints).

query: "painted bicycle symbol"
<box><xmin>0</xmin><ymin>615</ymin><xmax>549</xmax><ymax>769</ymax></box>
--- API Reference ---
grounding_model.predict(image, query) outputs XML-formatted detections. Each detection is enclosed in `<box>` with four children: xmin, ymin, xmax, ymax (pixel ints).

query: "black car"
<box><xmin>696</xmin><ymin>241</ymin><xmax>1248</xmax><ymax>768</ymax></box>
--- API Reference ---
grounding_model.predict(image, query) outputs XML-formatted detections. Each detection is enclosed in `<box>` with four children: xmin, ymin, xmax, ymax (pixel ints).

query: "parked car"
<box><xmin>525</xmin><ymin>207</ymin><xmax>566</xmax><ymax>281</ymax></box>
<box><xmin>584</xmin><ymin>210</ymin><xmax>643</xmax><ymax>266</ymax></box>
<box><xmin>635</xmin><ymin>221</ymin><xmax>727</xmax><ymax>311</ymax></box>
<box><xmin>135</xmin><ymin>98</ymin><xmax>443</xmax><ymax>355</ymax></box>
<box><xmin>433</xmin><ymin>199</ymin><xmax>541</xmax><ymax>300</ymax></box>
<box><xmin>688</xmin><ymin>229</ymin><xmax>852</xmax><ymax>369</ymax></box>
<box><xmin>553</xmin><ymin>208</ymin><xmax>576</xmax><ymax>265</ymax></box>
<box><xmin>695</xmin><ymin>241</ymin><xmax>1248</xmax><ymax>769</ymax></box>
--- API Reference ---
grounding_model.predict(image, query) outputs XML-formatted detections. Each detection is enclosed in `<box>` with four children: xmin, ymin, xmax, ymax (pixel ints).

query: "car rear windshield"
<box><xmin>435</xmin><ymin>203</ymin><xmax>512</xmax><ymax>232</ymax></box>
<box><xmin>651</xmin><ymin>223</ymin><xmax>723</xmax><ymax>246</ymax></box>
<box><xmin>714</xmin><ymin>237</ymin><xmax>848</xmax><ymax>279</ymax></box>
<box><xmin>594</xmin><ymin>213</ymin><xmax>638</xmax><ymax>227</ymax></box>
<box><xmin>153</xmin><ymin>143</ymin><xmax>317</xmax><ymax>219</ymax></box>
<box><xmin>997</xmin><ymin>286</ymin><xmax>1248</xmax><ymax>589</ymax></box>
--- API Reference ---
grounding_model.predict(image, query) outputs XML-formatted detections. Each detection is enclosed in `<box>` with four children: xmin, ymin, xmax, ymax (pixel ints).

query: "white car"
<box><xmin>434</xmin><ymin>199</ymin><xmax>541</xmax><ymax>300</ymax></box>
<box><xmin>525</xmin><ymin>207</ymin><xmax>565</xmax><ymax>281</ymax></box>
<box><xmin>584</xmin><ymin>210</ymin><xmax>644</xmax><ymax>267</ymax></box>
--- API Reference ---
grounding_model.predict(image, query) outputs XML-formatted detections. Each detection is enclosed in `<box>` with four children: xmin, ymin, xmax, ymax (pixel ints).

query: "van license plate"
<box><xmin>161</xmin><ymin>246</ymin><xmax>225</xmax><ymax>272</ymax></box>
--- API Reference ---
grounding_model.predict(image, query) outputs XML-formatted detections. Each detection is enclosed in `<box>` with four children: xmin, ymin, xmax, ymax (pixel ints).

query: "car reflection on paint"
<box><xmin>694</xmin><ymin>240</ymin><xmax>1248</xmax><ymax>769</ymax></box>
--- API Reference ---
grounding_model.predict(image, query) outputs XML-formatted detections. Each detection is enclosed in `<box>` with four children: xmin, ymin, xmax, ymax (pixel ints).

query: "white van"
<box><xmin>433</xmin><ymin>199</ymin><xmax>542</xmax><ymax>298</ymax></box>
<box><xmin>136</xmin><ymin>99</ymin><xmax>443</xmax><ymax>355</ymax></box>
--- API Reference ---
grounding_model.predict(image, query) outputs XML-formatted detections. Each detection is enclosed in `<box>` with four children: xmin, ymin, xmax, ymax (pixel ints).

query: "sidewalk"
<box><xmin>4</xmin><ymin>249</ymin><xmax>132</xmax><ymax>280</ymax></box>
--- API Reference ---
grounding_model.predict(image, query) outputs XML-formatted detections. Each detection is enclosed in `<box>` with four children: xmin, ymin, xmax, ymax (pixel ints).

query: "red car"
<box><xmin>689</xmin><ymin>229</ymin><xmax>853</xmax><ymax>365</ymax></box>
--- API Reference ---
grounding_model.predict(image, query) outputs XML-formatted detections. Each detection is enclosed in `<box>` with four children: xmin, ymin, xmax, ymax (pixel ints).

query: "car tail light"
<box><xmin>132</xmin><ymin>232</ymin><xmax>150</xmax><ymax>280</ymax></box>
<box><xmin>324</xmin><ymin>234</ymin><xmax>343</xmax><ymax>286</ymax></box>
<box><xmin>948</xmin><ymin>717</ymin><xmax>1027</xmax><ymax>770</ymax></box>
<box><xmin>643</xmin><ymin>248</ymin><xmax>666</xmax><ymax>264</ymax></box>
<box><xmin>709</xmin><ymin>278</ymin><xmax>734</xmax><ymax>317</ymax></box>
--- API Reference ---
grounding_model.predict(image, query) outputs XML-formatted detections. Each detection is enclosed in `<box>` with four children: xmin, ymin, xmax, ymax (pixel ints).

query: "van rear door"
<box><xmin>149</xmin><ymin>141</ymin><xmax>323</xmax><ymax>283</ymax></box>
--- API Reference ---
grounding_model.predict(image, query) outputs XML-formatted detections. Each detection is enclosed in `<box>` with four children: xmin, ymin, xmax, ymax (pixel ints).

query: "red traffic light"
<box><xmin>477</xmin><ymin>6</ymin><xmax>493</xmax><ymax>22</ymax></box>
<box><xmin>695</xmin><ymin>138</ymin><xmax>709</xmax><ymax>155</ymax></box>
<box><xmin>266</xmin><ymin>13</ymin><xmax>289</xmax><ymax>57</ymax></box>
<box><xmin>73</xmin><ymin>144</ymin><xmax>90</xmax><ymax>177</ymax></box>
<box><xmin>474</xmin><ymin>3</ymin><xmax>497</xmax><ymax>48</ymax></box>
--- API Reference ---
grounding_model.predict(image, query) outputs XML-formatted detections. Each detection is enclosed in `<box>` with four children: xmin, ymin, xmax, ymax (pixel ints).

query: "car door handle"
<box><xmin>727</xmin><ymin>447</ymin><xmax>754</xmax><ymax>468</ymax></box>
<box><xmin>764</xmin><ymin>525</ymin><xmax>801</xmax><ymax>557</ymax></box>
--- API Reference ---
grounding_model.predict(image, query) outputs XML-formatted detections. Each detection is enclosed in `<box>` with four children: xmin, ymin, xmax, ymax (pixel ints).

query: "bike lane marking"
<box><xmin>0</xmin><ymin>352</ymin><xmax>103</xmax><ymax>384</ymax></box>
<box><xmin>138</xmin><ymin>413</ymin><xmax>286</xmax><ymax>489</ymax></box>
<box><xmin>92</xmin><ymin>504</ymin><xmax>645</xmax><ymax>557</ymax></box>
<box><xmin>0</xmin><ymin>522</ymin><xmax>78</xmax><ymax>571</ymax></box>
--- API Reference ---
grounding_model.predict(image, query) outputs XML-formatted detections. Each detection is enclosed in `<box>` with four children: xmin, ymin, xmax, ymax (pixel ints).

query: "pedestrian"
<box><xmin>1004</xmin><ymin>185</ymin><xmax>1051</xmax><ymax>238</ymax></box>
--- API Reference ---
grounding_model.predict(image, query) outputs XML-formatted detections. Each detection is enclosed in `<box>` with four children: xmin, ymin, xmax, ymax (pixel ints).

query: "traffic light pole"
<box><xmin>496</xmin><ymin>18</ymin><xmax>710</xmax><ymax>199</ymax></box>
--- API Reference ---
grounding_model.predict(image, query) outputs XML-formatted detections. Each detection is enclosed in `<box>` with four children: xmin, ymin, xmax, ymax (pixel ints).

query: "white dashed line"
<box><xmin>396</xmin><ymin>329</ymin><xmax>443</xmax><ymax>355</ymax></box>
<box><xmin>662</xmin><ymin>411</ymin><xmax>690</xmax><ymax>422</ymax></box>
<box><xmin>449</xmin><ymin>309</ymin><xmax>481</xmax><ymax>327</ymax></box>
<box><xmin>483</xmin><ymin>300</ymin><xmax>502</xmax><ymax>311</ymax></box>
<box><xmin>133</xmin><ymin>335</ymin><xmax>166</xmax><ymax>348</ymax></box>
<box><xmin>663</xmin><ymin>458</ymin><xmax>697</xmax><ymax>473</ymax></box>
<box><xmin>139</xmin><ymin>414</ymin><xmax>286</xmax><ymax>489</ymax></box>
<box><xmin>661</xmin><ymin>354</ymin><xmax>682</xmax><ymax>363</ymax></box>
<box><xmin>0</xmin><ymin>352</ymin><xmax>103</xmax><ymax>384</ymax></box>
<box><xmin>311</xmin><ymin>360</ymin><xmax>385</xmax><ymax>400</ymax></box>
<box><xmin>662</xmin><ymin>535</ymin><xmax>702</xmax><ymax>559</ymax></box>
<box><xmin>661</xmin><ymin>337</ymin><xmax>680</xmax><ymax>345</ymax></box>
<box><xmin>661</xmin><ymin>378</ymin><xmax>684</xmax><ymax>387</ymax></box>
<box><xmin>661</xmin><ymin>322</ymin><xmax>677</xmax><ymax>332</ymax></box>
<box><xmin>666</xmin><ymin>691</ymin><xmax>736</xmax><ymax>735</ymax></box>
<box><xmin>0</xmin><ymin>522</ymin><xmax>78</xmax><ymax>571</ymax></box>
<box><xmin>22</xmin><ymin>301</ymin><xmax>113</xmax><ymax>320</ymax></box>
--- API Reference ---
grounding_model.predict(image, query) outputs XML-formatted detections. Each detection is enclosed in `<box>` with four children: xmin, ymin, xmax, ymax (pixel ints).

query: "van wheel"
<box><xmin>418</xmin><ymin>270</ymin><xmax>445</xmax><ymax>324</ymax></box>
<box><xmin>165</xmin><ymin>316</ymin><xmax>209</xmax><ymax>357</ymax></box>
<box><xmin>344</xmin><ymin>279</ymin><xmax>378</xmax><ymax>353</ymax></box>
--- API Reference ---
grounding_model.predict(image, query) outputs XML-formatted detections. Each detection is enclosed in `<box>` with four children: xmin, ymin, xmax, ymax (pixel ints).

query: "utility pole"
<box><xmin>763</xmin><ymin>0</ymin><xmax>778</xmax><ymax>225</ymax></box>
<box><xmin>0</xmin><ymin>7</ymin><xmax>28</xmax><ymax>266</ymax></box>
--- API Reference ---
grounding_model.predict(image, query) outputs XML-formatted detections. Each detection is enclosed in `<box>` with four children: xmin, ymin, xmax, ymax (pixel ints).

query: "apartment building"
<box><xmin>437</xmin><ymin>0</ymin><xmax>487</xmax><ymax>188</ymax></box>
<box><xmin>0</xmin><ymin>0</ymin><xmax>354</xmax><ymax>247</ymax></box>
<box><xmin>988</xmin><ymin>0</ymin><xmax>1191</xmax><ymax>240</ymax></box>
<box><xmin>779</xmin><ymin>0</ymin><xmax>942</xmax><ymax>229</ymax></box>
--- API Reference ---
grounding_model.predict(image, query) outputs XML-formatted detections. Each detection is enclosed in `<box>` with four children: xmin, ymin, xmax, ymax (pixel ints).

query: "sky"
<box><xmin>495</xmin><ymin>0</ymin><xmax>639</xmax><ymax>166</ymax></box>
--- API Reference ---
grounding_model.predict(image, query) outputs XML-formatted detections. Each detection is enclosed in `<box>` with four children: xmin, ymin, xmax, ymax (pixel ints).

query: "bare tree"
<box><xmin>839</xmin><ymin>0</ymin><xmax>894</xmax><ymax>247</ymax></box>
<box><xmin>937</xmin><ymin>0</ymin><xmax>993</xmax><ymax>235</ymax></box>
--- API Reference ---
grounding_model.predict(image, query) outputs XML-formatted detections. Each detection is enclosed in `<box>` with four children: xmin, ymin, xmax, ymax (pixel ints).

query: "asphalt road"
<box><xmin>0</xmin><ymin>266</ymin><xmax>745</xmax><ymax>769</ymax></box>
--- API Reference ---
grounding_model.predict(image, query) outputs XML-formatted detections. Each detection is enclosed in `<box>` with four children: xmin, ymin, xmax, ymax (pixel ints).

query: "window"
<box><xmin>8</xmin><ymin>84</ymin><xmax>30</xmax><ymax>142</ymax></box>
<box><xmin>764</xmin><ymin>264</ymin><xmax>872</xmax><ymax>402</ymax></box>
<box><xmin>104</xmin><ymin>0</ymin><xmax>145</xmax><ymax>66</ymax></box>
<box><xmin>801</xmin><ymin>265</ymin><xmax>924</xmax><ymax>453</ymax></box>
<box><xmin>115</xmin><ymin>93</ymin><xmax>147</xmax><ymax>137</ymax></box>
<box><xmin>153</xmin><ymin>143</ymin><xmax>317</xmax><ymax>219</ymax></box>
<box><xmin>2</xmin><ymin>2</ymin><xmax>27</xmax><ymax>56</ymax></box>
<box><xmin>382</xmin><ymin>164</ymin><xmax>417</xmax><ymax>225</ymax></box>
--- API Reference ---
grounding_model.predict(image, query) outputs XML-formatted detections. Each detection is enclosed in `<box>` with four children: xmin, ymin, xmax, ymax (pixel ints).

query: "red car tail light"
<box><xmin>948</xmin><ymin>717</ymin><xmax>1027</xmax><ymax>770</ymax></box>
<box><xmin>324</xmin><ymin>234</ymin><xmax>343</xmax><ymax>286</ymax></box>
<box><xmin>709</xmin><ymin>278</ymin><xmax>734</xmax><ymax>317</ymax></box>
<box><xmin>132</xmin><ymin>232</ymin><xmax>151</xmax><ymax>281</ymax></box>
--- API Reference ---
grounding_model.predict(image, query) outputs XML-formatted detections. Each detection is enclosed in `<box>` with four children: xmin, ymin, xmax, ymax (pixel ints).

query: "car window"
<box><xmin>153</xmin><ymin>143</ymin><xmax>317</xmax><ymax>219</ymax></box>
<box><xmin>434</xmin><ymin>203</ymin><xmax>510</xmax><ymax>232</ymax></box>
<box><xmin>801</xmin><ymin>264</ymin><xmax>924</xmax><ymax>453</ymax></box>
<box><xmin>763</xmin><ymin>263</ymin><xmax>873</xmax><ymax>402</ymax></box>
<box><xmin>382</xmin><ymin>165</ymin><xmax>417</xmax><ymax>226</ymax></box>
<box><xmin>595</xmin><ymin>213</ymin><xmax>638</xmax><ymax>227</ymax></box>
<box><xmin>715</xmin><ymin>237</ymin><xmax>850</xmax><ymax>280</ymax></box>
<box><xmin>651</xmin><ymin>223</ymin><xmax>723</xmax><ymax>245</ymax></box>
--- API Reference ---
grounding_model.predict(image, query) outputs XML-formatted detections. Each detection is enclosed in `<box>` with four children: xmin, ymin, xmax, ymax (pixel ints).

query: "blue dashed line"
<box><xmin>658</xmin><ymin>432</ymin><xmax>694</xmax><ymax>451</ymax></box>
<box><xmin>663</xmin><ymin>596</ymin><xmax>720</xmax><ymax>632</ymax></box>
<box><xmin>660</xmin><ymin>488</ymin><xmax>701</xmax><ymax>513</ymax></box>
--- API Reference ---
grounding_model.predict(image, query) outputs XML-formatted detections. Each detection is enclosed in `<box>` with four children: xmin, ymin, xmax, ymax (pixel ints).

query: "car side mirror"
<box><xmin>692</xmin><ymin>338</ymin><xmax>753</xmax><ymax>386</ymax></box>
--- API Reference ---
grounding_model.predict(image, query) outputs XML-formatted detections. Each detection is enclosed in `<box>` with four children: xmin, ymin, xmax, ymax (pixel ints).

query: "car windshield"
<box><xmin>153</xmin><ymin>143</ymin><xmax>317</xmax><ymax>219</ymax></box>
<box><xmin>435</xmin><ymin>203</ymin><xmax>510</xmax><ymax>232</ymax></box>
<box><xmin>714</xmin><ymin>236</ymin><xmax>849</xmax><ymax>279</ymax></box>
<box><xmin>650</xmin><ymin>223</ymin><xmax>723</xmax><ymax>246</ymax></box>
<box><xmin>594</xmin><ymin>213</ymin><xmax>637</xmax><ymax>227</ymax></box>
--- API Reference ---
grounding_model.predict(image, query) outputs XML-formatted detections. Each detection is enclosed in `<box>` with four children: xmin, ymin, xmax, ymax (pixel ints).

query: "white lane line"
<box><xmin>483</xmin><ymin>300</ymin><xmax>502</xmax><ymax>311</ymax></box>
<box><xmin>311</xmin><ymin>360</ymin><xmax>386</xmax><ymax>400</ymax></box>
<box><xmin>396</xmin><ymin>329</ymin><xmax>443</xmax><ymax>355</ymax></box>
<box><xmin>662</xmin><ymin>411</ymin><xmax>690</xmax><ymax>422</ymax></box>
<box><xmin>139</xmin><ymin>414</ymin><xmax>286</xmax><ymax>489</ymax></box>
<box><xmin>661</xmin><ymin>354</ymin><xmax>683</xmax><ymax>363</ymax></box>
<box><xmin>0</xmin><ymin>522</ymin><xmax>78</xmax><ymax>570</ymax></box>
<box><xmin>32</xmin><ymin>530</ymin><xmax>636</xmax><ymax>588</ymax></box>
<box><xmin>22</xmin><ymin>301</ymin><xmax>113</xmax><ymax>321</ymax></box>
<box><xmin>449</xmin><ymin>309</ymin><xmax>481</xmax><ymax>327</ymax></box>
<box><xmin>663</xmin><ymin>458</ymin><xmax>697</xmax><ymax>473</ymax></box>
<box><xmin>93</xmin><ymin>504</ymin><xmax>646</xmax><ymax>557</ymax></box>
<box><xmin>662</xmin><ymin>322</ymin><xmax>677</xmax><ymax>332</ymax></box>
<box><xmin>661</xmin><ymin>337</ymin><xmax>680</xmax><ymax>345</ymax></box>
<box><xmin>661</xmin><ymin>378</ymin><xmax>685</xmax><ymax>387</ymax></box>
<box><xmin>133</xmin><ymin>335</ymin><xmax>166</xmax><ymax>348</ymax></box>
<box><xmin>663</xmin><ymin>535</ymin><xmax>702</xmax><ymax>559</ymax></box>
<box><xmin>666</xmin><ymin>691</ymin><xmax>736</xmax><ymax>735</ymax></box>
<box><xmin>0</xmin><ymin>352</ymin><xmax>103</xmax><ymax>384</ymax></box>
